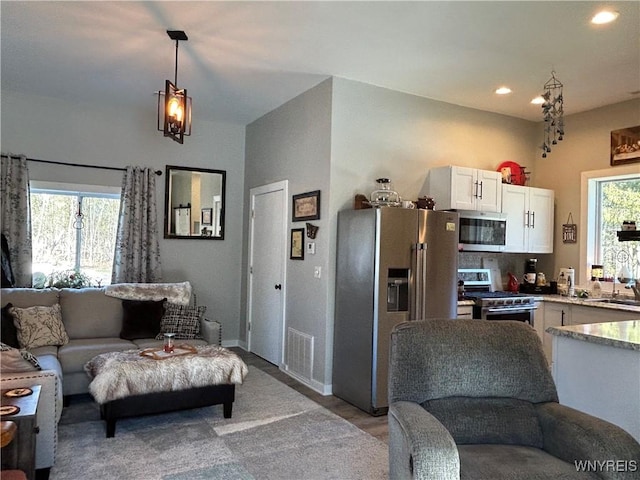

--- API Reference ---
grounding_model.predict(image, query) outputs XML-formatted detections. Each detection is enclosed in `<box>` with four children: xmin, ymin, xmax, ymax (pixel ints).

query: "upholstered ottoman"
<box><xmin>85</xmin><ymin>345</ymin><xmax>248</xmax><ymax>437</ymax></box>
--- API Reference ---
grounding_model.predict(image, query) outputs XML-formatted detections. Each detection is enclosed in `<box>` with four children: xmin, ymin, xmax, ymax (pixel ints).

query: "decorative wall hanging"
<box><xmin>610</xmin><ymin>125</ymin><xmax>640</xmax><ymax>166</ymax></box>
<box><xmin>562</xmin><ymin>213</ymin><xmax>577</xmax><ymax>244</ymax></box>
<box><xmin>157</xmin><ymin>30</ymin><xmax>192</xmax><ymax>144</ymax></box>
<box><xmin>306</xmin><ymin>223</ymin><xmax>319</xmax><ymax>239</ymax></box>
<box><xmin>290</xmin><ymin>228</ymin><xmax>304</xmax><ymax>260</ymax></box>
<box><xmin>540</xmin><ymin>71</ymin><xmax>564</xmax><ymax>158</ymax></box>
<box><xmin>292</xmin><ymin>190</ymin><xmax>320</xmax><ymax>221</ymax></box>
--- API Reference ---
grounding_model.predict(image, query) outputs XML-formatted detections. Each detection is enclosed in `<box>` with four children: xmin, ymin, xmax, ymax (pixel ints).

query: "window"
<box><xmin>583</xmin><ymin>169</ymin><xmax>640</xmax><ymax>285</ymax></box>
<box><xmin>30</xmin><ymin>184</ymin><xmax>120</xmax><ymax>287</ymax></box>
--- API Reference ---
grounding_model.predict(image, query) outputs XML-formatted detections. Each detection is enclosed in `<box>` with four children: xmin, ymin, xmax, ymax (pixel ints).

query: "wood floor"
<box><xmin>231</xmin><ymin>347</ymin><xmax>389</xmax><ymax>444</ymax></box>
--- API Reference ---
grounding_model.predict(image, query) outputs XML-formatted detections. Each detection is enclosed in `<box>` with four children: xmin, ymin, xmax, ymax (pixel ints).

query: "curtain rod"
<box><xmin>1</xmin><ymin>154</ymin><xmax>162</xmax><ymax>176</ymax></box>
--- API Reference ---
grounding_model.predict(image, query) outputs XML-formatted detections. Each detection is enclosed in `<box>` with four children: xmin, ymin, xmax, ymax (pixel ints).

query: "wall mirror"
<box><xmin>164</xmin><ymin>165</ymin><xmax>226</xmax><ymax>239</ymax></box>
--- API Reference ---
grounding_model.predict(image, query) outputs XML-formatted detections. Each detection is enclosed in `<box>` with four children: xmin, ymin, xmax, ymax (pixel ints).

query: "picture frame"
<box><xmin>290</xmin><ymin>228</ymin><xmax>305</xmax><ymax>260</ymax></box>
<box><xmin>610</xmin><ymin>126</ymin><xmax>640</xmax><ymax>166</ymax></box>
<box><xmin>201</xmin><ymin>208</ymin><xmax>213</xmax><ymax>226</ymax></box>
<box><xmin>292</xmin><ymin>190</ymin><xmax>320</xmax><ymax>222</ymax></box>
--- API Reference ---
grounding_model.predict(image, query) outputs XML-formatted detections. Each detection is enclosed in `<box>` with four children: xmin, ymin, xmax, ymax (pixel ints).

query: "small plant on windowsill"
<box><xmin>34</xmin><ymin>269</ymin><xmax>94</xmax><ymax>289</ymax></box>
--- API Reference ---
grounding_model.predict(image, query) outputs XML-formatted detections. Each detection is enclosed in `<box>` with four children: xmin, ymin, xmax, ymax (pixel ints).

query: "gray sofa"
<box><xmin>388</xmin><ymin>319</ymin><xmax>640</xmax><ymax>480</ymax></box>
<box><xmin>0</xmin><ymin>286</ymin><xmax>221</xmax><ymax>474</ymax></box>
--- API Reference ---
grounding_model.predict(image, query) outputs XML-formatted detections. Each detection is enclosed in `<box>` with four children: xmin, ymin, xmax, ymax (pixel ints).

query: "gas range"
<box><xmin>458</xmin><ymin>269</ymin><xmax>536</xmax><ymax>323</ymax></box>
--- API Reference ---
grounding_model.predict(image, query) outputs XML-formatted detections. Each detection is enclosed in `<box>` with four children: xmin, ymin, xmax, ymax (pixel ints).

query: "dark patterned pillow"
<box><xmin>155</xmin><ymin>303</ymin><xmax>206</xmax><ymax>340</ymax></box>
<box><xmin>1</xmin><ymin>303</ymin><xmax>20</xmax><ymax>348</ymax></box>
<box><xmin>0</xmin><ymin>341</ymin><xmax>41</xmax><ymax>372</ymax></box>
<box><xmin>119</xmin><ymin>298</ymin><xmax>167</xmax><ymax>340</ymax></box>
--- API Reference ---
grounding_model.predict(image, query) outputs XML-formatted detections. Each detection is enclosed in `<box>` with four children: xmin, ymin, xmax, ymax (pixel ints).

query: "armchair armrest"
<box><xmin>536</xmin><ymin>402</ymin><xmax>640</xmax><ymax>480</ymax></box>
<box><xmin>389</xmin><ymin>401</ymin><xmax>459</xmax><ymax>480</ymax></box>
<box><xmin>200</xmin><ymin>318</ymin><xmax>222</xmax><ymax>345</ymax></box>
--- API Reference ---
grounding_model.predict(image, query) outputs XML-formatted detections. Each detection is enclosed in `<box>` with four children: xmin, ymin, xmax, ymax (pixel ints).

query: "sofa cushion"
<box><xmin>155</xmin><ymin>303</ymin><xmax>205</xmax><ymax>340</ymax></box>
<box><xmin>422</xmin><ymin>397</ymin><xmax>544</xmax><ymax>447</ymax></box>
<box><xmin>0</xmin><ymin>342</ymin><xmax>41</xmax><ymax>372</ymax></box>
<box><xmin>58</xmin><ymin>288</ymin><xmax>124</xmax><ymax>338</ymax></box>
<box><xmin>10</xmin><ymin>304</ymin><xmax>69</xmax><ymax>349</ymax></box>
<box><xmin>1</xmin><ymin>288</ymin><xmax>59</xmax><ymax>308</ymax></box>
<box><xmin>1</xmin><ymin>303</ymin><xmax>20</xmax><ymax>348</ymax></box>
<box><xmin>119</xmin><ymin>299</ymin><xmax>166</xmax><ymax>340</ymax></box>
<box><xmin>58</xmin><ymin>338</ymin><xmax>136</xmax><ymax>374</ymax></box>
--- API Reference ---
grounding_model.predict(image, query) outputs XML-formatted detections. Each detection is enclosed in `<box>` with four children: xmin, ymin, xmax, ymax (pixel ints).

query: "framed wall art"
<box><xmin>611</xmin><ymin>125</ymin><xmax>640</xmax><ymax>166</ymax></box>
<box><xmin>201</xmin><ymin>208</ymin><xmax>213</xmax><ymax>226</ymax></box>
<box><xmin>292</xmin><ymin>190</ymin><xmax>320</xmax><ymax>222</ymax></box>
<box><xmin>290</xmin><ymin>228</ymin><xmax>305</xmax><ymax>260</ymax></box>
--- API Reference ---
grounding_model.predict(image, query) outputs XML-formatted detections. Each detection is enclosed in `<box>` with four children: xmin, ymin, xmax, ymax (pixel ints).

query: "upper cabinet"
<box><xmin>502</xmin><ymin>184</ymin><xmax>554</xmax><ymax>253</ymax></box>
<box><xmin>428</xmin><ymin>166</ymin><xmax>502</xmax><ymax>212</ymax></box>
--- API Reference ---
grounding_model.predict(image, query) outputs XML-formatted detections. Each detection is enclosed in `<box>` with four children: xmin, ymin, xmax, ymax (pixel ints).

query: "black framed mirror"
<box><xmin>164</xmin><ymin>165</ymin><xmax>226</xmax><ymax>239</ymax></box>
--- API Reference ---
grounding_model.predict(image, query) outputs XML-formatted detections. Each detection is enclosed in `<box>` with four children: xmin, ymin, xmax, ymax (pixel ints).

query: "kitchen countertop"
<box><xmin>546</xmin><ymin>320</ymin><xmax>640</xmax><ymax>351</ymax></box>
<box><xmin>539</xmin><ymin>294</ymin><xmax>640</xmax><ymax>313</ymax></box>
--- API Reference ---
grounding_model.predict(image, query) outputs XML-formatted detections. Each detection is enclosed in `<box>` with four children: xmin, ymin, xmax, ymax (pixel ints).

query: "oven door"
<box><xmin>478</xmin><ymin>306</ymin><xmax>535</xmax><ymax>325</ymax></box>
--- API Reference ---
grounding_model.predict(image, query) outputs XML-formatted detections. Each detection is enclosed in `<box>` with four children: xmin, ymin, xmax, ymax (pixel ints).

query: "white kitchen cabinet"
<box><xmin>457</xmin><ymin>305</ymin><xmax>473</xmax><ymax>318</ymax></box>
<box><xmin>428</xmin><ymin>166</ymin><xmax>502</xmax><ymax>212</ymax></box>
<box><xmin>502</xmin><ymin>184</ymin><xmax>554</xmax><ymax>253</ymax></box>
<box><xmin>542</xmin><ymin>302</ymin><xmax>570</xmax><ymax>363</ymax></box>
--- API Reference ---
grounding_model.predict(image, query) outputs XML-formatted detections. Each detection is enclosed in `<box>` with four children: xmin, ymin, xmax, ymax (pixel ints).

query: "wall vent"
<box><xmin>287</xmin><ymin>327</ymin><xmax>313</xmax><ymax>382</ymax></box>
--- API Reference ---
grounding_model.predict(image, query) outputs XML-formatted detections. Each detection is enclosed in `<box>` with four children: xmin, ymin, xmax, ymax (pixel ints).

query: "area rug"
<box><xmin>50</xmin><ymin>367</ymin><xmax>389</xmax><ymax>479</ymax></box>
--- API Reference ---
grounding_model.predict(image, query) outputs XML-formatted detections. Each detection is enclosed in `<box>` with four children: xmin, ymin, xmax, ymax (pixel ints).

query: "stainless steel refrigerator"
<box><xmin>332</xmin><ymin>208</ymin><xmax>459</xmax><ymax>415</ymax></box>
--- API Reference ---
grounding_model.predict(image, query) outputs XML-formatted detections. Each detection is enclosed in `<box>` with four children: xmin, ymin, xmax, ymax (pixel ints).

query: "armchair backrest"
<box><xmin>389</xmin><ymin>319</ymin><xmax>558</xmax><ymax>405</ymax></box>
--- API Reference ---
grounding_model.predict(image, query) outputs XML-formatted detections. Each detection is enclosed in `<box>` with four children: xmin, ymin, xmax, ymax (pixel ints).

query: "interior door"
<box><xmin>247</xmin><ymin>181</ymin><xmax>288</xmax><ymax>365</ymax></box>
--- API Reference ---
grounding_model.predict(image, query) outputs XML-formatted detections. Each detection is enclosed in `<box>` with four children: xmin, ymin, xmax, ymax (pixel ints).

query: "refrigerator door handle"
<box><xmin>411</xmin><ymin>243</ymin><xmax>427</xmax><ymax>320</ymax></box>
<box><xmin>410</xmin><ymin>244</ymin><xmax>419</xmax><ymax>320</ymax></box>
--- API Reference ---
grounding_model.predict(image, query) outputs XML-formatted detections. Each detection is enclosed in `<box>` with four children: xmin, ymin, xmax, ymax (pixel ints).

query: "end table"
<box><xmin>1</xmin><ymin>385</ymin><xmax>41</xmax><ymax>480</ymax></box>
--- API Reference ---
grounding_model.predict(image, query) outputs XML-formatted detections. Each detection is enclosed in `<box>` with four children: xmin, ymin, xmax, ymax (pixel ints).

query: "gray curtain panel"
<box><xmin>0</xmin><ymin>154</ymin><xmax>33</xmax><ymax>287</ymax></box>
<box><xmin>111</xmin><ymin>166</ymin><xmax>162</xmax><ymax>283</ymax></box>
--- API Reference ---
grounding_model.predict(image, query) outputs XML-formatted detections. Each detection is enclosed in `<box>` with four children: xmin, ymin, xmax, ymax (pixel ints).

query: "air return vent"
<box><xmin>287</xmin><ymin>328</ymin><xmax>313</xmax><ymax>382</ymax></box>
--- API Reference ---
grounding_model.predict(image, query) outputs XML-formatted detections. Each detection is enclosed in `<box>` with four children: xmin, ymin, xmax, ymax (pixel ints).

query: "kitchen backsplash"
<box><xmin>458</xmin><ymin>252</ymin><xmax>554</xmax><ymax>290</ymax></box>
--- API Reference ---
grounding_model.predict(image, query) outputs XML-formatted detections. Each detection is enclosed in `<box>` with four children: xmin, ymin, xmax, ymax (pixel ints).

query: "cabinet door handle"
<box><xmin>561</xmin><ymin>309</ymin><xmax>565</xmax><ymax>326</ymax></box>
<box><xmin>530</xmin><ymin>211</ymin><xmax>535</xmax><ymax>228</ymax></box>
<box><xmin>478</xmin><ymin>181</ymin><xmax>483</xmax><ymax>199</ymax></box>
<box><xmin>473</xmin><ymin>181</ymin><xmax>479</xmax><ymax>198</ymax></box>
<box><xmin>525</xmin><ymin>211</ymin><xmax>530</xmax><ymax>228</ymax></box>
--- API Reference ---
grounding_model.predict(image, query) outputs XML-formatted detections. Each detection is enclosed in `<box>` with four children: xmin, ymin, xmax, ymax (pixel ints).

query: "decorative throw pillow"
<box><xmin>10</xmin><ymin>303</ymin><xmax>69</xmax><ymax>349</ymax></box>
<box><xmin>0</xmin><ymin>342</ymin><xmax>41</xmax><ymax>372</ymax></box>
<box><xmin>119</xmin><ymin>298</ymin><xmax>167</xmax><ymax>340</ymax></box>
<box><xmin>1</xmin><ymin>303</ymin><xmax>20</xmax><ymax>348</ymax></box>
<box><xmin>155</xmin><ymin>303</ymin><xmax>206</xmax><ymax>340</ymax></box>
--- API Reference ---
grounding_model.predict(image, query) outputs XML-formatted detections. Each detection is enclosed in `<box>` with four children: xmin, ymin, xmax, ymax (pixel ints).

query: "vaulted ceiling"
<box><xmin>2</xmin><ymin>1</ymin><xmax>638</xmax><ymax>125</ymax></box>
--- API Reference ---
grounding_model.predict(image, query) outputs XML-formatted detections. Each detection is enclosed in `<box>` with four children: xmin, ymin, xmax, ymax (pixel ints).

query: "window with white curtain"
<box><xmin>30</xmin><ymin>182</ymin><xmax>120</xmax><ymax>287</ymax></box>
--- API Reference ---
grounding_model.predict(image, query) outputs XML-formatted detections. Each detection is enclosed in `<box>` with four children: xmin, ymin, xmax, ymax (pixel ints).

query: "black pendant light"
<box><xmin>157</xmin><ymin>30</ymin><xmax>192</xmax><ymax>144</ymax></box>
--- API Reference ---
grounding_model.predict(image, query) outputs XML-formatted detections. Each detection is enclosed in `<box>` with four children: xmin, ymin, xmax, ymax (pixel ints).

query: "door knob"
<box><xmin>275</xmin><ymin>284</ymin><xmax>282</xmax><ymax>290</ymax></box>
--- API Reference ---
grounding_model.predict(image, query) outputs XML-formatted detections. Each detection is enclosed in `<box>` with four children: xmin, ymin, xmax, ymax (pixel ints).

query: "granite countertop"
<box><xmin>540</xmin><ymin>294</ymin><xmax>640</xmax><ymax>313</ymax></box>
<box><xmin>546</xmin><ymin>320</ymin><xmax>640</xmax><ymax>351</ymax></box>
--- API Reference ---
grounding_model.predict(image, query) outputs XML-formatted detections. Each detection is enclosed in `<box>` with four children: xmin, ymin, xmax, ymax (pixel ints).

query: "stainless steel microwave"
<box><xmin>457</xmin><ymin>210</ymin><xmax>507</xmax><ymax>252</ymax></box>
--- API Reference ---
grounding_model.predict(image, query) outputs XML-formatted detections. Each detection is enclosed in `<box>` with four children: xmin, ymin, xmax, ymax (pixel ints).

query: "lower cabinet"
<box><xmin>457</xmin><ymin>305</ymin><xmax>473</xmax><ymax>319</ymax></box>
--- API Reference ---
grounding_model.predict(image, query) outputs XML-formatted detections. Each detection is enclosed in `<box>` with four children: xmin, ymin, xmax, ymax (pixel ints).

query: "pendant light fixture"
<box><xmin>157</xmin><ymin>30</ymin><xmax>192</xmax><ymax>144</ymax></box>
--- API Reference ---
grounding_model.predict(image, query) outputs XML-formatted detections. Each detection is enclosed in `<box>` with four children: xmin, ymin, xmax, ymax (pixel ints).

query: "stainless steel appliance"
<box><xmin>458</xmin><ymin>210</ymin><xmax>507</xmax><ymax>252</ymax></box>
<box><xmin>333</xmin><ymin>208</ymin><xmax>460</xmax><ymax>415</ymax></box>
<box><xmin>459</xmin><ymin>268</ymin><xmax>536</xmax><ymax>323</ymax></box>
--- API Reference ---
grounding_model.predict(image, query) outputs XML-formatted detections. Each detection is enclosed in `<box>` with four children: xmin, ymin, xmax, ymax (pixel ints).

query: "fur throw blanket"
<box><xmin>104</xmin><ymin>282</ymin><xmax>192</xmax><ymax>305</ymax></box>
<box><xmin>85</xmin><ymin>345</ymin><xmax>248</xmax><ymax>404</ymax></box>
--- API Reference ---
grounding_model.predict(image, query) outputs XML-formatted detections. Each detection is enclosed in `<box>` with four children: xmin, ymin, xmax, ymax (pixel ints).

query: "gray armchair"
<box><xmin>388</xmin><ymin>319</ymin><xmax>640</xmax><ymax>480</ymax></box>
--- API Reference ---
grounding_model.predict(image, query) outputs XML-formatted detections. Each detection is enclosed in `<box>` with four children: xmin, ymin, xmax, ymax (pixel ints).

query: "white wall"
<box><xmin>1</xmin><ymin>90</ymin><xmax>246</xmax><ymax>342</ymax></box>
<box><xmin>533</xmin><ymin>99</ymin><xmax>640</xmax><ymax>282</ymax></box>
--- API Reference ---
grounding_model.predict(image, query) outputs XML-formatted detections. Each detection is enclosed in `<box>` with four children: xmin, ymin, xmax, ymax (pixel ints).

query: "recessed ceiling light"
<box><xmin>530</xmin><ymin>96</ymin><xmax>545</xmax><ymax>105</ymax></box>
<box><xmin>495</xmin><ymin>87</ymin><xmax>512</xmax><ymax>95</ymax></box>
<box><xmin>591</xmin><ymin>10</ymin><xmax>619</xmax><ymax>24</ymax></box>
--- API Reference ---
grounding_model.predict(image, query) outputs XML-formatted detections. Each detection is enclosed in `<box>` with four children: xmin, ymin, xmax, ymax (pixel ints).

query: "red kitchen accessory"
<box><xmin>507</xmin><ymin>272</ymin><xmax>519</xmax><ymax>293</ymax></box>
<box><xmin>497</xmin><ymin>161</ymin><xmax>527</xmax><ymax>186</ymax></box>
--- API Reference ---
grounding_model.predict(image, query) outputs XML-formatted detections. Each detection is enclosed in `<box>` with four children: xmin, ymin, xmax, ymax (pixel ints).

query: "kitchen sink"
<box><xmin>583</xmin><ymin>298</ymin><xmax>640</xmax><ymax>307</ymax></box>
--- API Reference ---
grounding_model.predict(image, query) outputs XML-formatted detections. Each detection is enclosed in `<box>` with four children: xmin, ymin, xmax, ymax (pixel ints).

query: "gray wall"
<box><xmin>244</xmin><ymin>78</ymin><xmax>333</xmax><ymax>390</ymax></box>
<box><xmin>1</xmin><ymin>90</ymin><xmax>246</xmax><ymax>343</ymax></box>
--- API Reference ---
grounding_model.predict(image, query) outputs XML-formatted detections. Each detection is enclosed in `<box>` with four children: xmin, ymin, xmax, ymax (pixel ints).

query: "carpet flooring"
<box><xmin>50</xmin><ymin>367</ymin><xmax>389</xmax><ymax>480</ymax></box>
